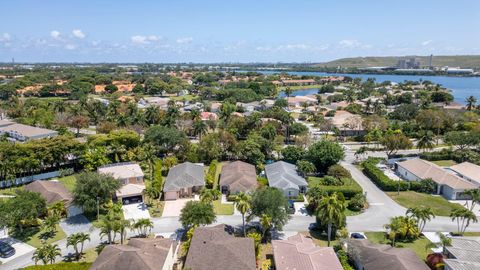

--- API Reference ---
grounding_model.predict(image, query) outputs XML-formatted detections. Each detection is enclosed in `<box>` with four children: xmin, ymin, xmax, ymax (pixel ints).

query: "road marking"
<box><xmin>369</xmin><ymin>203</ymin><xmax>385</xmax><ymax>206</ymax></box>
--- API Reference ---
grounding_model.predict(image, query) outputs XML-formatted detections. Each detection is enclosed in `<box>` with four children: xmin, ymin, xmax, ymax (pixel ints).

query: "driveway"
<box><xmin>122</xmin><ymin>203</ymin><xmax>151</xmax><ymax>220</ymax></box>
<box><xmin>162</xmin><ymin>198</ymin><xmax>197</xmax><ymax>217</ymax></box>
<box><xmin>0</xmin><ymin>237</ymin><xmax>35</xmax><ymax>264</ymax></box>
<box><xmin>60</xmin><ymin>214</ymin><xmax>93</xmax><ymax>235</ymax></box>
<box><xmin>293</xmin><ymin>201</ymin><xmax>309</xmax><ymax>216</ymax></box>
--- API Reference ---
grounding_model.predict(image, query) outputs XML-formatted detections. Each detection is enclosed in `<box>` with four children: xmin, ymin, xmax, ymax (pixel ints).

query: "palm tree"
<box><xmin>145</xmin><ymin>186</ymin><xmax>160</xmax><ymax>205</ymax></box>
<box><xmin>193</xmin><ymin>119</ymin><xmax>208</xmax><ymax>139</ymax></box>
<box><xmin>417</xmin><ymin>130</ymin><xmax>435</xmax><ymax>152</ymax></box>
<box><xmin>464</xmin><ymin>189</ymin><xmax>480</xmax><ymax>211</ymax></box>
<box><xmin>384</xmin><ymin>216</ymin><xmax>419</xmax><ymax>246</ymax></box>
<box><xmin>316</xmin><ymin>193</ymin><xmax>346</xmax><ymax>247</ymax></box>
<box><xmin>260</xmin><ymin>214</ymin><xmax>272</xmax><ymax>242</ymax></box>
<box><xmin>33</xmin><ymin>242</ymin><xmax>61</xmax><ymax>265</ymax></box>
<box><xmin>142</xmin><ymin>143</ymin><xmax>158</xmax><ymax>181</ymax></box>
<box><xmin>406</xmin><ymin>207</ymin><xmax>435</xmax><ymax>232</ymax></box>
<box><xmin>133</xmin><ymin>218</ymin><xmax>154</xmax><ymax>237</ymax></box>
<box><xmin>98</xmin><ymin>213</ymin><xmax>117</xmax><ymax>244</ymax></box>
<box><xmin>66</xmin><ymin>232</ymin><xmax>90</xmax><ymax>260</ymax></box>
<box><xmin>450</xmin><ymin>208</ymin><xmax>478</xmax><ymax>235</ymax></box>
<box><xmin>199</xmin><ymin>188</ymin><xmax>221</xmax><ymax>203</ymax></box>
<box><xmin>466</xmin><ymin>95</ymin><xmax>477</xmax><ymax>111</ymax></box>
<box><xmin>117</xmin><ymin>218</ymin><xmax>131</xmax><ymax>245</ymax></box>
<box><xmin>234</xmin><ymin>192</ymin><xmax>251</xmax><ymax>237</ymax></box>
<box><xmin>48</xmin><ymin>201</ymin><xmax>67</xmax><ymax>219</ymax></box>
<box><xmin>284</xmin><ymin>87</ymin><xmax>293</xmax><ymax>98</ymax></box>
<box><xmin>145</xmin><ymin>106</ymin><xmax>160</xmax><ymax>125</ymax></box>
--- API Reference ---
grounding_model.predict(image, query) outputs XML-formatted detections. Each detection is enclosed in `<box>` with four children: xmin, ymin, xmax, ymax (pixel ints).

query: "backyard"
<box><xmin>57</xmin><ymin>174</ymin><xmax>78</xmax><ymax>192</ymax></box>
<box><xmin>365</xmin><ymin>232</ymin><xmax>432</xmax><ymax>261</ymax></box>
<box><xmin>212</xmin><ymin>199</ymin><xmax>234</xmax><ymax>215</ymax></box>
<box><xmin>387</xmin><ymin>191</ymin><xmax>464</xmax><ymax>216</ymax></box>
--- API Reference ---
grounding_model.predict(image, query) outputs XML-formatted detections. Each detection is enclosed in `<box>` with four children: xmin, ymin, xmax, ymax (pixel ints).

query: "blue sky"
<box><xmin>1</xmin><ymin>0</ymin><xmax>479</xmax><ymax>63</ymax></box>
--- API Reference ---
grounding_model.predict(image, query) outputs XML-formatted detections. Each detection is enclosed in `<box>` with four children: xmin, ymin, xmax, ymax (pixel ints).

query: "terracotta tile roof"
<box><xmin>273</xmin><ymin>233</ymin><xmax>343</xmax><ymax>270</ymax></box>
<box><xmin>220</xmin><ymin>161</ymin><xmax>258</xmax><ymax>193</ymax></box>
<box><xmin>397</xmin><ymin>159</ymin><xmax>478</xmax><ymax>190</ymax></box>
<box><xmin>90</xmin><ymin>238</ymin><xmax>175</xmax><ymax>270</ymax></box>
<box><xmin>185</xmin><ymin>225</ymin><xmax>256</xmax><ymax>270</ymax></box>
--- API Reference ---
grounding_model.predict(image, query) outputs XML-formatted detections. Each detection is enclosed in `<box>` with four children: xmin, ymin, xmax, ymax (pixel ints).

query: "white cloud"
<box><xmin>1</xmin><ymin>33</ymin><xmax>11</xmax><ymax>42</ymax></box>
<box><xmin>50</xmin><ymin>30</ymin><xmax>61</xmax><ymax>39</ymax></box>
<box><xmin>65</xmin><ymin>44</ymin><xmax>76</xmax><ymax>50</ymax></box>
<box><xmin>176</xmin><ymin>37</ymin><xmax>193</xmax><ymax>44</ymax></box>
<box><xmin>131</xmin><ymin>35</ymin><xmax>162</xmax><ymax>44</ymax></box>
<box><xmin>72</xmin><ymin>29</ymin><xmax>86</xmax><ymax>39</ymax></box>
<box><xmin>421</xmin><ymin>40</ymin><xmax>433</xmax><ymax>46</ymax></box>
<box><xmin>339</xmin><ymin>39</ymin><xmax>361</xmax><ymax>48</ymax></box>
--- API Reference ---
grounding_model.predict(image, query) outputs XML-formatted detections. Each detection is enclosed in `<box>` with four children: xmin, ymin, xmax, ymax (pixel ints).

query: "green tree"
<box><xmin>199</xmin><ymin>188</ymin><xmax>221</xmax><ymax>203</ymax></box>
<box><xmin>180</xmin><ymin>201</ymin><xmax>216</xmax><ymax>228</ymax></box>
<box><xmin>406</xmin><ymin>207</ymin><xmax>435</xmax><ymax>232</ymax></box>
<box><xmin>73</xmin><ymin>172</ymin><xmax>121</xmax><ymax>215</ymax></box>
<box><xmin>416</xmin><ymin>130</ymin><xmax>435</xmax><ymax>152</ymax></box>
<box><xmin>235</xmin><ymin>192</ymin><xmax>252</xmax><ymax>237</ymax></box>
<box><xmin>465</xmin><ymin>95</ymin><xmax>477</xmax><ymax>111</ymax></box>
<box><xmin>144</xmin><ymin>125</ymin><xmax>187</xmax><ymax>153</ymax></box>
<box><xmin>32</xmin><ymin>242</ymin><xmax>61</xmax><ymax>265</ymax></box>
<box><xmin>249</xmin><ymin>187</ymin><xmax>289</xmax><ymax>230</ymax></box>
<box><xmin>305</xmin><ymin>141</ymin><xmax>345</xmax><ymax>172</ymax></box>
<box><xmin>193</xmin><ymin>119</ymin><xmax>208</xmax><ymax>139</ymax></box>
<box><xmin>0</xmin><ymin>190</ymin><xmax>47</xmax><ymax>232</ymax></box>
<box><xmin>281</xmin><ymin>145</ymin><xmax>306</xmax><ymax>164</ymax></box>
<box><xmin>381</xmin><ymin>133</ymin><xmax>413</xmax><ymax>158</ymax></box>
<box><xmin>247</xmin><ymin>232</ymin><xmax>262</xmax><ymax>259</ymax></box>
<box><xmin>315</xmin><ymin>193</ymin><xmax>346</xmax><ymax>247</ymax></box>
<box><xmin>296</xmin><ymin>160</ymin><xmax>316</xmax><ymax>177</ymax></box>
<box><xmin>450</xmin><ymin>208</ymin><xmax>478</xmax><ymax>235</ymax></box>
<box><xmin>133</xmin><ymin>218</ymin><xmax>154</xmax><ymax>237</ymax></box>
<box><xmin>67</xmin><ymin>232</ymin><xmax>91</xmax><ymax>260</ymax></box>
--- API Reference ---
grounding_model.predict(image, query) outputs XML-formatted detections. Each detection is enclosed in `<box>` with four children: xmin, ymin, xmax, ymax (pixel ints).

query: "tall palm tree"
<box><xmin>33</xmin><ymin>242</ymin><xmax>61</xmax><ymax>265</ymax></box>
<box><xmin>316</xmin><ymin>193</ymin><xmax>346</xmax><ymax>247</ymax></box>
<box><xmin>133</xmin><ymin>218</ymin><xmax>154</xmax><ymax>237</ymax></box>
<box><xmin>145</xmin><ymin>106</ymin><xmax>160</xmax><ymax>125</ymax></box>
<box><xmin>406</xmin><ymin>207</ymin><xmax>435</xmax><ymax>232</ymax></box>
<box><xmin>417</xmin><ymin>130</ymin><xmax>435</xmax><ymax>152</ymax></box>
<box><xmin>450</xmin><ymin>208</ymin><xmax>478</xmax><ymax>235</ymax></box>
<box><xmin>193</xmin><ymin>119</ymin><xmax>208</xmax><ymax>139</ymax></box>
<box><xmin>234</xmin><ymin>192</ymin><xmax>251</xmax><ymax>237</ymax></box>
<box><xmin>466</xmin><ymin>95</ymin><xmax>477</xmax><ymax>111</ymax></box>
<box><xmin>117</xmin><ymin>218</ymin><xmax>131</xmax><ymax>245</ymax></box>
<box><xmin>464</xmin><ymin>189</ymin><xmax>480</xmax><ymax>211</ymax></box>
<box><xmin>66</xmin><ymin>232</ymin><xmax>90</xmax><ymax>260</ymax></box>
<box><xmin>142</xmin><ymin>143</ymin><xmax>158</xmax><ymax>181</ymax></box>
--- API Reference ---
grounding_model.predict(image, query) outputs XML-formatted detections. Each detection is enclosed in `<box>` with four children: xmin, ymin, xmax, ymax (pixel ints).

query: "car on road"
<box><xmin>350</xmin><ymin>232</ymin><xmax>367</xmax><ymax>239</ymax></box>
<box><xmin>0</xmin><ymin>241</ymin><xmax>15</xmax><ymax>258</ymax></box>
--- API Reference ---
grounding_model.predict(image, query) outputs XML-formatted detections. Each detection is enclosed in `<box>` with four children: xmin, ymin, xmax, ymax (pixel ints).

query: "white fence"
<box><xmin>0</xmin><ymin>171</ymin><xmax>60</xmax><ymax>188</ymax></box>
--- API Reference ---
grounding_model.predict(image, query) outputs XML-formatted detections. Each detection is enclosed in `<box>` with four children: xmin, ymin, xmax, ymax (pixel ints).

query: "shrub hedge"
<box><xmin>361</xmin><ymin>158</ymin><xmax>421</xmax><ymax>192</ymax></box>
<box><xmin>23</xmin><ymin>263</ymin><xmax>92</xmax><ymax>270</ymax></box>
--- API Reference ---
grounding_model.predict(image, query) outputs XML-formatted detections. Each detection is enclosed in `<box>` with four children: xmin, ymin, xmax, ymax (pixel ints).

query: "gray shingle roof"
<box><xmin>163</xmin><ymin>162</ymin><xmax>205</xmax><ymax>192</ymax></box>
<box><xmin>444</xmin><ymin>237</ymin><xmax>480</xmax><ymax>269</ymax></box>
<box><xmin>265</xmin><ymin>161</ymin><xmax>307</xmax><ymax>190</ymax></box>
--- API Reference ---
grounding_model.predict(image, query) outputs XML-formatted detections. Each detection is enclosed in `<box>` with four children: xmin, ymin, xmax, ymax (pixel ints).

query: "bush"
<box><xmin>291</xmin><ymin>193</ymin><xmax>305</xmax><ymax>202</ymax></box>
<box><xmin>348</xmin><ymin>193</ymin><xmax>366</xmax><ymax>211</ymax></box>
<box><xmin>337</xmin><ymin>250</ymin><xmax>354</xmax><ymax>270</ymax></box>
<box><xmin>361</xmin><ymin>158</ymin><xmax>421</xmax><ymax>192</ymax></box>
<box><xmin>327</xmin><ymin>164</ymin><xmax>352</xmax><ymax>179</ymax></box>
<box><xmin>257</xmin><ymin>176</ymin><xmax>268</xmax><ymax>187</ymax></box>
<box><xmin>317</xmin><ymin>184</ymin><xmax>363</xmax><ymax>199</ymax></box>
<box><xmin>320</xmin><ymin>176</ymin><xmax>344</xmax><ymax>186</ymax></box>
<box><xmin>417</xmin><ymin>178</ymin><xmax>437</xmax><ymax>194</ymax></box>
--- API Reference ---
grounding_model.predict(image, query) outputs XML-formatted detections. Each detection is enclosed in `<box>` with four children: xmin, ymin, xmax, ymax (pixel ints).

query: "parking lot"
<box><xmin>0</xmin><ymin>237</ymin><xmax>35</xmax><ymax>264</ymax></box>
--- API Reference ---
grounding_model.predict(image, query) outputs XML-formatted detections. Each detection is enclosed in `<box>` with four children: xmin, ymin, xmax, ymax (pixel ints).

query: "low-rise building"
<box><xmin>272</xmin><ymin>233</ymin><xmax>343</xmax><ymax>270</ymax></box>
<box><xmin>90</xmin><ymin>237</ymin><xmax>179</xmax><ymax>270</ymax></box>
<box><xmin>444</xmin><ymin>237</ymin><xmax>480</xmax><ymax>270</ymax></box>
<box><xmin>449</xmin><ymin>162</ymin><xmax>480</xmax><ymax>186</ymax></box>
<box><xmin>185</xmin><ymin>224</ymin><xmax>256</xmax><ymax>270</ymax></box>
<box><xmin>98</xmin><ymin>162</ymin><xmax>145</xmax><ymax>204</ymax></box>
<box><xmin>395</xmin><ymin>159</ymin><xmax>477</xmax><ymax>200</ymax></box>
<box><xmin>0</xmin><ymin>120</ymin><xmax>58</xmax><ymax>142</ymax></box>
<box><xmin>265</xmin><ymin>161</ymin><xmax>307</xmax><ymax>198</ymax></box>
<box><xmin>163</xmin><ymin>162</ymin><xmax>204</xmax><ymax>200</ymax></box>
<box><xmin>219</xmin><ymin>161</ymin><xmax>258</xmax><ymax>194</ymax></box>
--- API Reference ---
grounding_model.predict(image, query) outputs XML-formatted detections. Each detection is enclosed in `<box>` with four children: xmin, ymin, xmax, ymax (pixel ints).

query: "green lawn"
<box><xmin>431</xmin><ymin>160</ymin><xmax>457</xmax><ymax>167</ymax></box>
<box><xmin>23</xmin><ymin>262</ymin><xmax>92</xmax><ymax>270</ymax></box>
<box><xmin>387</xmin><ymin>191</ymin><xmax>464</xmax><ymax>216</ymax></box>
<box><xmin>0</xmin><ymin>186</ymin><xmax>23</xmax><ymax>196</ymax></box>
<box><xmin>365</xmin><ymin>232</ymin><xmax>431</xmax><ymax>261</ymax></box>
<box><xmin>80</xmin><ymin>247</ymin><xmax>99</xmax><ymax>263</ymax></box>
<box><xmin>11</xmin><ymin>224</ymin><xmax>67</xmax><ymax>248</ymax></box>
<box><xmin>57</xmin><ymin>175</ymin><xmax>78</xmax><ymax>192</ymax></box>
<box><xmin>148</xmin><ymin>201</ymin><xmax>165</xmax><ymax>218</ymax></box>
<box><xmin>213</xmin><ymin>162</ymin><xmax>224</xmax><ymax>189</ymax></box>
<box><xmin>213</xmin><ymin>199</ymin><xmax>234</xmax><ymax>215</ymax></box>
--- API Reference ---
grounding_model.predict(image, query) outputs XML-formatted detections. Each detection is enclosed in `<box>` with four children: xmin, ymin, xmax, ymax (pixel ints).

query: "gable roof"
<box><xmin>265</xmin><ymin>161</ymin><xmax>307</xmax><ymax>191</ymax></box>
<box><xmin>90</xmin><ymin>238</ymin><xmax>174</xmax><ymax>270</ymax></box>
<box><xmin>98</xmin><ymin>163</ymin><xmax>144</xmax><ymax>180</ymax></box>
<box><xmin>449</xmin><ymin>162</ymin><xmax>480</xmax><ymax>184</ymax></box>
<box><xmin>397</xmin><ymin>159</ymin><xmax>477</xmax><ymax>190</ymax></box>
<box><xmin>164</xmin><ymin>162</ymin><xmax>205</xmax><ymax>192</ymax></box>
<box><xmin>349</xmin><ymin>239</ymin><xmax>429</xmax><ymax>270</ymax></box>
<box><xmin>185</xmin><ymin>225</ymin><xmax>256</xmax><ymax>270</ymax></box>
<box><xmin>272</xmin><ymin>233</ymin><xmax>343</xmax><ymax>270</ymax></box>
<box><xmin>0</xmin><ymin>123</ymin><xmax>58</xmax><ymax>139</ymax></box>
<box><xmin>24</xmin><ymin>180</ymin><xmax>73</xmax><ymax>206</ymax></box>
<box><xmin>219</xmin><ymin>161</ymin><xmax>258</xmax><ymax>193</ymax></box>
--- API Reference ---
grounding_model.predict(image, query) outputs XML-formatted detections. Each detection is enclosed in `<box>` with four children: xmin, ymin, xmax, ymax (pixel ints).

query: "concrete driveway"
<box><xmin>162</xmin><ymin>198</ymin><xmax>197</xmax><ymax>217</ymax></box>
<box><xmin>293</xmin><ymin>202</ymin><xmax>309</xmax><ymax>216</ymax></box>
<box><xmin>122</xmin><ymin>203</ymin><xmax>151</xmax><ymax>220</ymax></box>
<box><xmin>0</xmin><ymin>237</ymin><xmax>35</xmax><ymax>264</ymax></box>
<box><xmin>60</xmin><ymin>214</ymin><xmax>93</xmax><ymax>235</ymax></box>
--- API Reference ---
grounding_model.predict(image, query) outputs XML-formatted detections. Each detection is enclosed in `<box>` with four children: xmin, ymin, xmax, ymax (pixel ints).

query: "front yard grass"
<box><xmin>79</xmin><ymin>247</ymin><xmax>99</xmax><ymax>263</ymax></box>
<box><xmin>23</xmin><ymin>262</ymin><xmax>92</xmax><ymax>270</ymax></box>
<box><xmin>365</xmin><ymin>232</ymin><xmax>431</xmax><ymax>261</ymax></box>
<box><xmin>430</xmin><ymin>160</ymin><xmax>457</xmax><ymax>167</ymax></box>
<box><xmin>213</xmin><ymin>162</ymin><xmax>224</xmax><ymax>189</ymax></box>
<box><xmin>213</xmin><ymin>199</ymin><xmax>234</xmax><ymax>215</ymax></box>
<box><xmin>387</xmin><ymin>191</ymin><xmax>464</xmax><ymax>216</ymax></box>
<box><xmin>148</xmin><ymin>200</ymin><xmax>165</xmax><ymax>218</ymax></box>
<box><xmin>11</xmin><ymin>224</ymin><xmax>67</xmax><ymax>248</ymax></box>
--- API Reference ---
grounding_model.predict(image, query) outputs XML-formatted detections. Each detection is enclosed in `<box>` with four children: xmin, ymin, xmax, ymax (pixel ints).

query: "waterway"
<box><xmin>247</xmin><ymin>70</ymin><xmax>480</xmax><ymax>104</ymax></box>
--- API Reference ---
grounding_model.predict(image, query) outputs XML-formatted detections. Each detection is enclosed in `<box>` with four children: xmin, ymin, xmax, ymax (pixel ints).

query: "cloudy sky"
<box><xmin>1</xmin><ymin>0</ymin><xmax>479</xmax><ymax>63</ymax></box>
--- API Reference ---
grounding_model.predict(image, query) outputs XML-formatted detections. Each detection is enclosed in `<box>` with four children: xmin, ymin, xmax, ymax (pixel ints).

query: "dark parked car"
<box><xmin>287</xmin><ymin>200</ymin><xmax>295</xmax><ymax>214</ymax></box>
<box><xmin>0</xmin><ymin>241</ymin><xmax>15</xmax><ymax>258</ymax></box>
<box><xmin>350</xmin><ymin>233</ymin><xmax>366</xmax><ymax>239</ymax></box>
<box><xmin>308</xmin><ymin>223</ymin><xmax>321</xmax><ymax>231</ymax></box>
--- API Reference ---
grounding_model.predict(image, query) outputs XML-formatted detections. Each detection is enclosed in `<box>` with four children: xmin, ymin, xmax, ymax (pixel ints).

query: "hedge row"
<box><xmin>23</xmin><ymin>263</ymin><xmax>92</xmax><ymax>270</ymax></box>
<box><xmin>315</xmin><ymin>179</ymin><xmax>363</xmax><ymax>199</ymax></box>
<box><xmin>362</xmin><ymin>159</ymin><xmax>421</xmax><ymax>192</ymax></box>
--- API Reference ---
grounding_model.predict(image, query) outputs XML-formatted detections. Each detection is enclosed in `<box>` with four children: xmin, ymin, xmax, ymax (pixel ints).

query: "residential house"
<box><xmin>272</xmin><ymin>233</ymin><xmax>343</xmax><ymax>270</ymax></box>
<box><xmin>90</xmin><ymin>237</ymin><xmax>179</xmax><ymax>270</ymax></box>
<box><xmin>265</xmin><ymin>161</ymin><xmax>307</xmax><ymax>198</ymax></box>
<box><xmin>163</xmin><ymin>162</ymin><xmax>204</xmax><ymax>200</ymax></box>
<box><xmin>327</xmin><ymin>110</ymin><xmax>365</xmax><ymax>136</ymax></box>
<box><xmin>24</xmin><ymin>180</ymin><xmax>83</xmax><ymax>217</ymax></box>
<box><xmin>287</xmin><ymin>96</ymin><xmax>318</xmax><ymax>108</ymax></box>
<box><xmin>449</xmin><ymin>162</ymin><xmax>480</xmax><ymax>186</ymax></box>
<box><xmin>0</xmin><ymin>120</ymin><xmax>58</xmax><ymax>142</ymax></box>
<box><xmin>396</xmin><ymin>159</ymin><xmax>478</xmax><ymax>200</ymax></box>
<box><xmin>200</xmin><ymin>111</ymin><xmax>218</xmax><ymax>121</ymax></box>
<box><xmin>219</xmin><ymin>161</ymin><xmax>258</xmax><ymax>194</ymax></box>
<box><xmin>184</xmin><ymin>224</ymin><xmax>256</xmax><ymax>270</ymax></box>
<box><xmin>443</xmin><ymin>237</ymin><xmax>480</xmax><ymax>270</ymax></box>
<box><xmin>348</xmin><ymin>239</ymin><xmax>429</xmax><ymax>270</ymax></box>
<box><xmin>98</xmin><ymin>162</ymin><xmax>145</xmax><ymax>204</ymax></box>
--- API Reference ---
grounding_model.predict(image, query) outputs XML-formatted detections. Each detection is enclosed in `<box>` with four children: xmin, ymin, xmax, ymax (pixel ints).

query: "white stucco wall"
<box><xmin>397</xmin><ymin>165</ymin><xmax>421</xmax><ymax>181</ymax></box>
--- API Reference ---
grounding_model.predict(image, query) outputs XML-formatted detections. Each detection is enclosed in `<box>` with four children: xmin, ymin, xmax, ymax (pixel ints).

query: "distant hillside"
<box><xmin>315</xmin><ymin>55</ymin><xmax>480</xmax><ymax>69</ymax></box>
